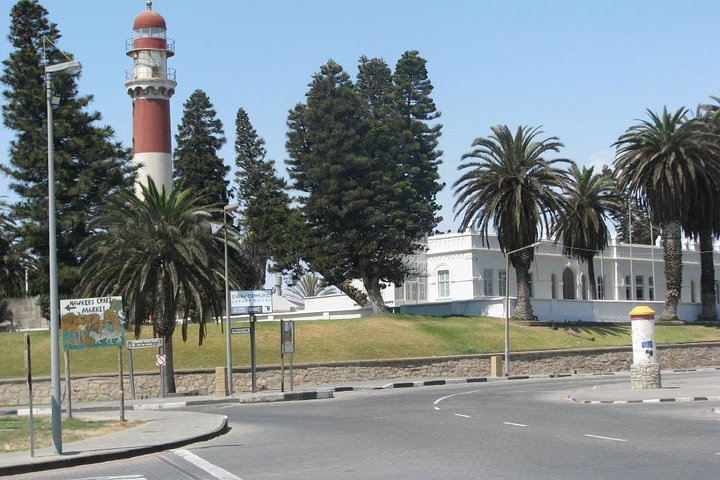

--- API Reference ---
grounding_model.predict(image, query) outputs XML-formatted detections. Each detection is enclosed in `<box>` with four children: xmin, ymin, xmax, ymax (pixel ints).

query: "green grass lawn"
<box><xmin>2</xmin><ymin>314</ymin><xmax>719</xmax><ymax>379</ymax></box>
<box><xmin>0</xmin><ymin>416</ymin><xmax>140</xmax><ymax>452</ymax></box>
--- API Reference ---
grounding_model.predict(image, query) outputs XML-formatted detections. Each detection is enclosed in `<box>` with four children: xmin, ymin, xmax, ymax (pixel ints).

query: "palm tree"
<box><xmin>553</xmin><ymin>165</ymin><xmax>621</xmax><ymax>300</ymax></box>
<box><xmin>453</xmin><ymin>125</ymin><xmax>571</xmax><ymax>319</ymax></box>
<box><xmin>285</xmin><ymin>272</ymin><xmax>338</xmax><ymax>307</ymax></box>
<box><xmin>614</xmin><ymin>107</ymin><xmax>720</xmax><ymax>320</ymax></box>
<box><xmin>0</xmin><ymin>201</ymin><xmax>30</xmax><ymax>299</ymax></box>
<box><xmin>78</xmin><ymin>180</ymin><xmax>236</xmax><ymax>393</ymax></box>
<box><xmin>692</xmin><ymin>98</ymin><xmax>720</xmax><ymax>320</ymax></box>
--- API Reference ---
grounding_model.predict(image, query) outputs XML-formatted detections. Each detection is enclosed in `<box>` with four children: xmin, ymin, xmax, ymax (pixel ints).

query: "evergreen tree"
<box><xmin>1</xmin><ymin>0</ymin><xmax>132</xmax><ymax>313</ymax></box>
<box><xmin>285</xmin><ymin>52</ymin><xmax>443</xmax><ymax>313</ymax></box>
<box><xmin>601</xmin><ymin>166</ymin><xmax>660</xmax><ymax>245</ymax></box>
<box><xmin>173</xmin><ymin>89</ymin><xmax>229</xmax><ymax>213</ymax></box>
<box><xmin>234</xmin><ymin>107</ymin><xmax>301</xmax><ymax>288</ymax></box>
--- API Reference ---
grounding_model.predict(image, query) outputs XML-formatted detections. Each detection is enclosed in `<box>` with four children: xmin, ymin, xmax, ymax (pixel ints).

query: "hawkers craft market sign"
<box><xmin>59</xmin><ymin>296</ymin><xmax>125</xmax><ymax>350</ymax></box>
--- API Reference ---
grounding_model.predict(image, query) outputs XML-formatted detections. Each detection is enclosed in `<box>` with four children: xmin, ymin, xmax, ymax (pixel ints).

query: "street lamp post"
<box><xmin>45</xmin><ymin>57</ymin><xmax>82</xmax><ymax>455</ymax></box>
<box><xmin>223</xmin><ymin>204</ymin><xmax>238</xmax><ymax>396</ymax></box>
<box><xmin>504</xmin><ymin>241</ymin><xmax>542</xmax><ymax>377</ymax></box>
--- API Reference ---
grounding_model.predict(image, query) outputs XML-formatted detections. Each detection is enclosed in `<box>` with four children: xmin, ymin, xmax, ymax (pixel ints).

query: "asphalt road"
<box><xmin>15</xmin><ymin>374</ymin><xmax>720</xmax><ymax>480</ymax></box>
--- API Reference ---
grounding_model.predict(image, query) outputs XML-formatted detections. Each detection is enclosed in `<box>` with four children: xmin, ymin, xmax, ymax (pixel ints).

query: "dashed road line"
<box><xmin>585</xmin><ymin>434</ymin><xmax>628</xmax><ymax>442</ymax></box>
<box><xmin>503</xmin><ymin>422</ymin><xmax>527</xmax><ymax>427</ymax></box>
<box><xmin>454</xmin><ymin>413</ymin><xmax>471</xmax><ymax>418</ymax></box>
<box><xmin>73</xmin><ymin>476</ymin><xmax>145</xmax><ymax>480</ymax></box>
<box><xmin>174</xmin><ymin>449</ymin><xmax>243</xmax><ymax>480</ymax></box>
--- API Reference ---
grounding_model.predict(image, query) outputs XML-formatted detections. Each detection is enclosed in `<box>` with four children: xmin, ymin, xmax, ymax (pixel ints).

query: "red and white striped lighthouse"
<box><xmin>125</xmin><ymin>0</ymin><xmax>175</xmax><ymax>195</ymax></box>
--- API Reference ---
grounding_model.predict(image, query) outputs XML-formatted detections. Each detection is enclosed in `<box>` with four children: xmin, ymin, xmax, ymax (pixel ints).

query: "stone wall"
<box><xmin>2</xmin><ymin>343</ymin><xmax>718</xmax><ymax>406</ymax></box>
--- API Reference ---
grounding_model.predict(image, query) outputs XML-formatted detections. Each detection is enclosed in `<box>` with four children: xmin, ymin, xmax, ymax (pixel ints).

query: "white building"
<box><xmin>374</xmin><ymin>230</ymin><xmax>720</xmax><ymax>322</ymax></box>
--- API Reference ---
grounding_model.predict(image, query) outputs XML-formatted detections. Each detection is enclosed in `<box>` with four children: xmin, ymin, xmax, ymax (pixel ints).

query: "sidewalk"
<box><xmin>1</xmin><ymin>368</ymin><xmax>719</xmax><ymax>476</ymax></box>
<box><xmin>0</xmin><ymin>389</ymin><xmax>333</xmax><ymax>476</ymax></box>
<box><xmin>567</xmin><ymin>368</ymin><xmax>720</xmax><ymax>404</ymax></box>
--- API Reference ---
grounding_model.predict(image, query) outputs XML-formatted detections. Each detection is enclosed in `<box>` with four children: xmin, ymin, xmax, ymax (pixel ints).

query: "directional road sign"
<box><xmin>127</xmin><ymin>338</ymin><xmax>164</xmax><ymax>350</ymax></box>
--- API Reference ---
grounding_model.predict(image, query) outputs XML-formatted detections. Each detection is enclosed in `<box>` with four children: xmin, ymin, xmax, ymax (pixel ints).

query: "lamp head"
<box><xmin>45</xmin><ymin>60</ymin><xmax>82</xmax><ymax>75</ymax></box>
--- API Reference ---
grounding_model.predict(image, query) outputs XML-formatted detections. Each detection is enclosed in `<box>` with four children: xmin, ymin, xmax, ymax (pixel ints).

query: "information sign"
<box><xmin>230</xmin><ymin>290</ymin><xmax>273</xmax><ymax>315</ymax></box>
<box><xmin>60</xmin><ymin>297</ymin><xmax>125</xmax><ymax>350</ymax></box>
<box><xmin>231</xmin><ymin>327</ymin><xmax>251</xmax><ymax>335</ymax></box>
<box><xmin>282</xmin><ymin>320</ymin><xmax>295</xmax><ymax>353</ymax></box>
<box><xmin>127</xmin><ymin>338</ymin><xmax>164</xmax><ymax>350</ymax></box>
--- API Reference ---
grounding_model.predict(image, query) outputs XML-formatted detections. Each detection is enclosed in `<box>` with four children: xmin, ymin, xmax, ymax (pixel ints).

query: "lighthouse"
<box><xmin>125</xmin><ymin>0</ymin><xmax>175</xmax><ymax>195</ymax></box>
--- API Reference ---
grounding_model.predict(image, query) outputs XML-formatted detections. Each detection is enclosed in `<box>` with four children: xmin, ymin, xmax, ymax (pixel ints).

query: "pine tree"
<box><xmin>601</xmin><ymin>166</ymin><xmax>659</xmax><ymax>245</ymax></box>
<box><xmin>173</xmin><ymin>89</ymin><xmax>229</xmax><ymax>213</ymax></box>
<box><xmin>1</xmin><ymin>0</ymin><xmax>132</xmax><ymax>312</ymax></box>
<box><xmin>234</xmin><ymin>107</ymin><xmax>301</xmax><ymax>288</ymax></box>
<box><xmin>285</xmin><ymin>53</ymin><xmax>444</xmax><ymax>313</ymax></box>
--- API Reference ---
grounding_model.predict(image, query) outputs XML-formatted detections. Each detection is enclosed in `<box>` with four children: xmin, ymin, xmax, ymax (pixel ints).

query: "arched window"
<box><xmin>581</xmin><ymin>274</ymin><xmax>588</xmax><ymax>300</ymax></box>
<box><xmin>562</xmin><ymin>267</ymin><xmax>575</xmax><ymax>300</ymax></box>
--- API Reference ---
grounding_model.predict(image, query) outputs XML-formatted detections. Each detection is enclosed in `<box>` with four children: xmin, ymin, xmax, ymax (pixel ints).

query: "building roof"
<box><xmin>133</xmin><ymin>2</ymin><xmax>166</xmax><ymax>30</ymax></box>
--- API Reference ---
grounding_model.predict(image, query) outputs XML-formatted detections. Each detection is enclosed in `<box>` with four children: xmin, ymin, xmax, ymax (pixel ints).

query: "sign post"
<box><xmin>156</xmin><ymin>347</ymin><xmax>167</xmax><ymax>398</ymax></box>
<box><xmin>118</xmin><ymin>346</ymin><xmax>125</xmax><ymax>421</ymax></box>
<box><xmin>59</xmin><ymin>296</ymin><xmax>125</xmax><ymax>419</ymax></box>
<box><xmin>24</xmin><ymin>334</ymin><xmax>35</xmax><ymax>457</ymax></box>
<box><xmin>248</xmin><ymin>308</ymin><xmax>262</xmax><ymax>393</ymax></box>
<box><xmin>127</xmin><ymin>338</ymin><xmax>164</xmax><ymax>400</ymax></box>
<box><xmin>64</xmin><ymin>350</ymin><xmax>72</xmax><ymax>419</ymax></box>
<box><xmin>230</xmin><ymin>291</ymin><xmax>272</xmax><ymax>393</ymax></box>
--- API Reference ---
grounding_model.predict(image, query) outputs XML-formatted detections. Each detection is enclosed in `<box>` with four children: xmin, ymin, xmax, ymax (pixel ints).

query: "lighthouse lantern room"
<box><xmin>125</xmin><ymin>0</ymin><xmax>176</xmax><ymax>195</ymax></box>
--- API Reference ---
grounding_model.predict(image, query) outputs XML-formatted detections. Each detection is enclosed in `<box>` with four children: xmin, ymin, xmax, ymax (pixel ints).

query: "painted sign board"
<box><xmin>230</xmin><ymin>290</ymin><xmax>273</xmax><ymax>315</ymax></box>
<box><xmin>231</xmin><ymin>327</ymin><xmax>251</xmax><ymax>334</ymax></box>
<box><xmin>60</xmin><ymin>296</ymin><xmax>125</xmax><ymax>350</ymax></box>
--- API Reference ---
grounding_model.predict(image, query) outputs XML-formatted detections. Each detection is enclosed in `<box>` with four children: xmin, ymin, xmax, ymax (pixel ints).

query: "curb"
<box><xmin>131</xmin><ymin>389</ymin><xmax>334</xmax><ymax>410</ymax></box>
<box><xmin>570</xmin><ymin>396</ymin><xmax>720</xmax><ymax>405</ymax></box>
<box><xmin>0</xmin><ymin>416</ymin><xmax>229</xmax><ymax>477</ymax></box>
<box><xmin>8</xmin><ymin>390</ymin><xmax>335</xmax><ymax>416</ymax></box>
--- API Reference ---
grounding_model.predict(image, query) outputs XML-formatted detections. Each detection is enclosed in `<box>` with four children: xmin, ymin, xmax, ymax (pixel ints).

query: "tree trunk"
<box><xmin>661</xmin><ymin>220</ymin><xmax>682</xmax><ymax>321</ymax></box>
<box><xmin>362</xmin><ymin>274</ymin><xmax>388</xmax><ymax>315</ymax></box>
<box><xmin>337</xmin><ymin>281</ymin><xmax>369</xmax><ymax>307</ymax></box>
<box><xmin>699</xmin><ymin>228</ymin><xmax>717</xmax><ymax>321</ymax></box>
<box><xmin>587</xmin><ymin>254</ymin><xmax>598</xmax><ymax>300</ymax></box>
<box><xmin>162</xmin><ymin>332</ymin><xmax>176</xmax><ymax>394</ymax></box>
<box><xmin>512</xmin><ymin>252</ymin><xmax>534</xmax><ymax>320</ymax></box>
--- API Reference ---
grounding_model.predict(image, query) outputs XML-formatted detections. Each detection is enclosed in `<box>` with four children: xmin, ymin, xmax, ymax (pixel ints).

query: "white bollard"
<box><xmin>629</xmin><ymin>306</ymin><xmax>661</xmax><ymax>389</ymax></box>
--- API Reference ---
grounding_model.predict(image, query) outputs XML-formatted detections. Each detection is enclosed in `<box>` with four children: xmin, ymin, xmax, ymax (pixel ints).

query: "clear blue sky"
<box><xmin>1</xmin><ymin>0</ymin><xmax>719</xmax><ymax>232</ymax></box>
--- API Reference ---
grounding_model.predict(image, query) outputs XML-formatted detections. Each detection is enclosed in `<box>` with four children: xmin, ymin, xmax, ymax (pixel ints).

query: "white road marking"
<box><xmin>454</xmin><ymin>413</ymin><xmax>471</xmax><ymax>418</ymax></box>
<box><xmin>433</xmin><ymin>389</ymin><xmax>483</xmax><ymax>408</ymax></box>
<box><xmin>434</xmin><ymin>406</ymin><xmax>440</xmax><ymax>410</ymax></box>
<box><xmin>503</xmin><ymin>422</ymin><xmax>527</xmax><ymax>427</ymax></box>
<box><xmin>173</xmin><ymin>449</ymin><xmax>243</xmax><ymax>480</ymax></box>
<box><xmin>73</xmin><ymin>476</ymin><xmax>145</xmax><ymax>480</ymax></box>
<box><xmin>585</xmin><ymin>434</ymin><xmax>628</xmax><ymax>442</ymax></box>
